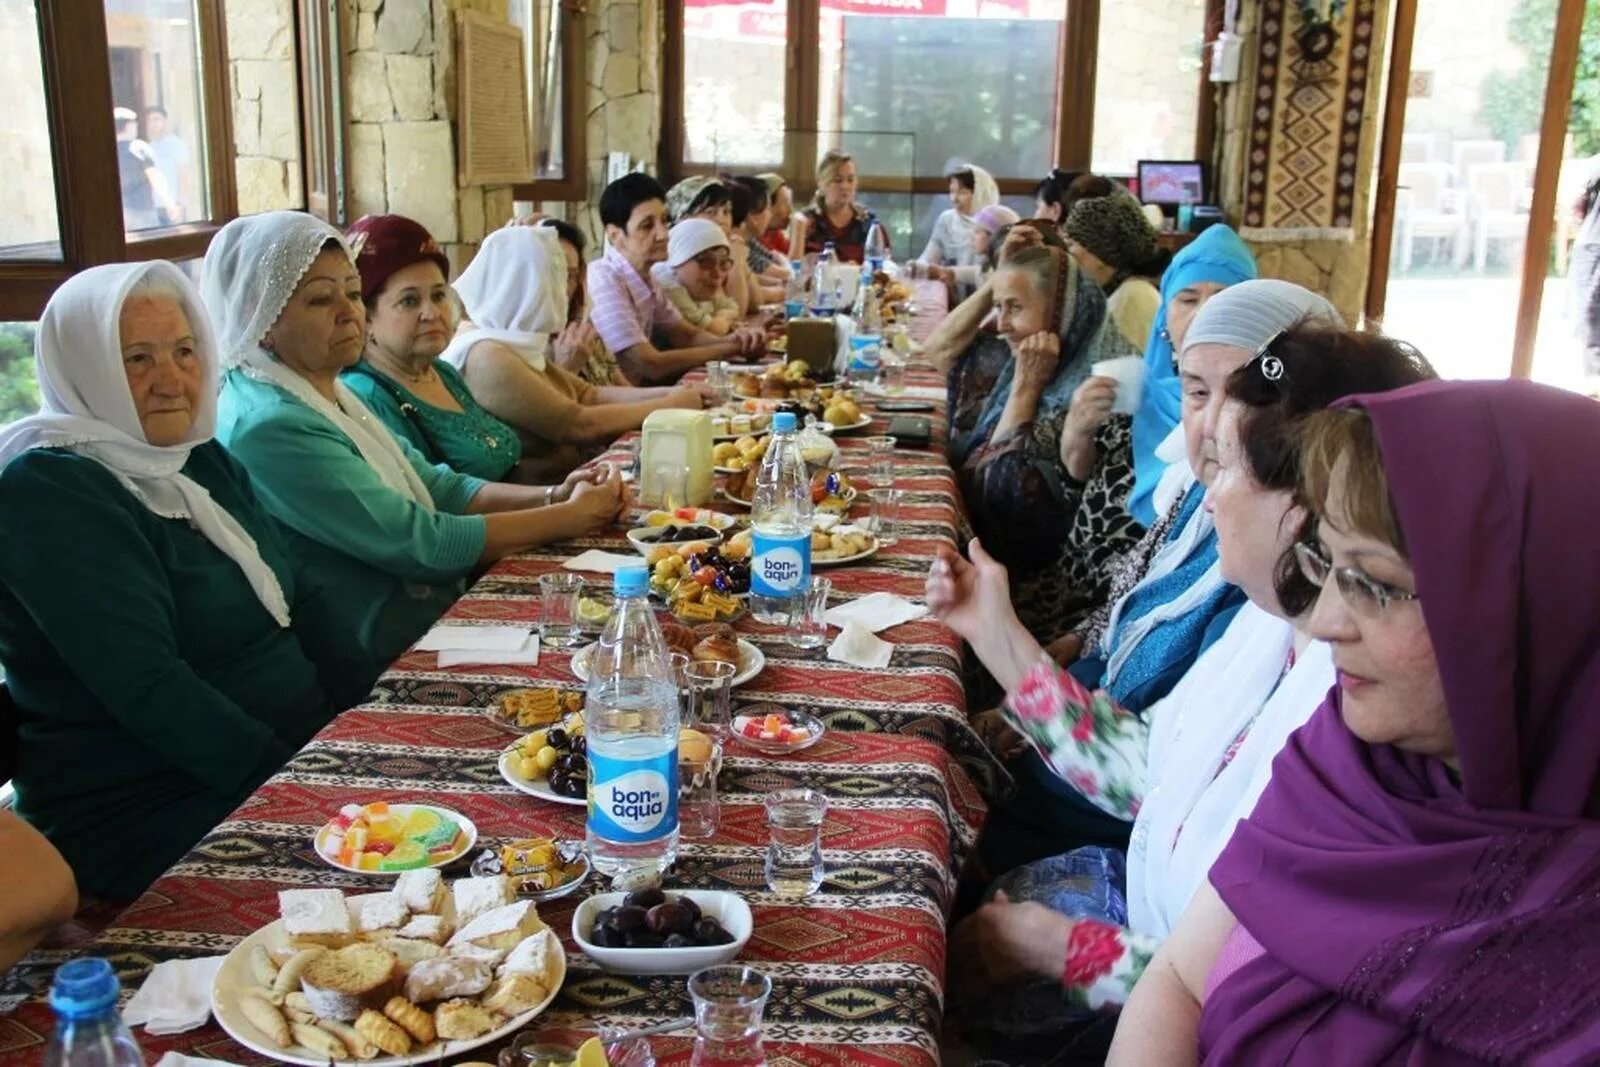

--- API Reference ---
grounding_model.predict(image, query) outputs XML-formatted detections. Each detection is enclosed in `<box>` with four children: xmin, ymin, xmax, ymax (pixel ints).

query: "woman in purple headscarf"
<box><xmin>1107</xmin><ymin>378</ymin><xmax>1600</xmax><ymax>1065</ymax></box>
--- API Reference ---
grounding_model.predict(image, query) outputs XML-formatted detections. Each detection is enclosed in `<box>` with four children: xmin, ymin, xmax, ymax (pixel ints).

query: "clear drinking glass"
<box><xmin>683</xmin><ymin>659</ymin><xmax>737</xmax><ymax>741</ymax></box>
<box><xmin>864</xmin><ymin>435</ymin><xmax>897</xmax><ymax>488</ymax></box>
<box><xmin>879</xmin><ymin>352</ymin><xmax>907</xmax><ymax>396</ymax></box>
<box><xmin>651</xmin><ymin>463</ymin><xmax>689</xmax><ymax>511</ymax></box>
<box><xmin>787</xmin><ymin>576</ymin><xmax>831</xmax><ymax>653</ymax></box>
<box><xmin>688</xmin><ymin>965</ymin><xmax>772</xmax><ymax>1067</ymax></box>
<box><xmin>538</xmin><ymin>573</ymin><xmax>585</xmax><ymax>648</ymax></box>
<box><xmin>763</xmin><ymin>788</ymin><xmax>826</xmax><ymax>897</ymax></box>
<box><xmin>866</xmin><ymin>487</ymin><xmax>901</xmax><ymax>547</ymax></box>
<box><xmin>679</xmin><ymin>733</ymin><xmax>722</xmax><ymax>840</ymax></box>
<box><xmin>668</xmin><ymin>651</ymin><xmax>692</xmax><ymax>715</ymax></box>
<box><xmin>706</xmin><ymin>360</ymin><xmax>732</xmax><ymax>406</ymax></box>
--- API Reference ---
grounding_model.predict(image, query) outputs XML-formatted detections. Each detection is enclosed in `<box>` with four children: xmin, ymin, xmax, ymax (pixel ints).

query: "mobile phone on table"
<box><xmin>885</xmin><ymin>415</ymin><xmax>932</xmax><ymax>448</ymax></box>
<box><xmin>874</xmin><ymin>399</ymin><xmax>935</xmax><ymax>413</ymax></box>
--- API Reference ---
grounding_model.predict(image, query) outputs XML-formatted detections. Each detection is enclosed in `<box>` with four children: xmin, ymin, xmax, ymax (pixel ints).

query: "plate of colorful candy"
<box><xmin>313</xmin><ymin>801</ymin><xmax>477</xmax><ymax>875</ymax></box>
<box><xmin>731</xmin><ymin>705</ymin><xmax>825</xmax><ymax>755</ymax></box>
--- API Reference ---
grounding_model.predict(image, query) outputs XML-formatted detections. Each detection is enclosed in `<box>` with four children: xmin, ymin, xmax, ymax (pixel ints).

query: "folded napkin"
<box><xmin>562</xmin><ymin>549</ymin><xmax>642</xmax><ymax>574</ymax></box>
<box><xmin>416</xmin><ymin>624</ymin><xmax>533</xmax><ymax>652</ymax></box>
<box><xmin>824</xmin><ymin>592</ymin><xmax>929</xmax><ymax>634</ymax></box>
<box><xmin>436</xmin><ymin>638</ymin><xmax>541</xmax><ymax>668</ymax></box>
<box><xmin>155</xmin><ymin>1054</ymin><xmax>243</xmax><ymax>1067</ymax></box>
<box><xmin>827</xmin><ymin>621</ymin><xmax>894</xmax><ymax>669</ymax></box>
<box><xmin>123</xmin><ymin>956</ymin><xmax>226</xmax><ymax>1035</ymax></box>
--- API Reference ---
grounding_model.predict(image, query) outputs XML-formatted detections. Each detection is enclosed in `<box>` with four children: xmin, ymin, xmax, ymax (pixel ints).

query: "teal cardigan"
<box><xmin>341</xmin><ymin>360</ymin><xmax>521</xmax><ymax>482</ymax></box>
<box><xmin>217</xmin><ymin>370</ymin><xmax>490</xmax><ymax>667</ymax></box>
<box><xmin>0</xmin><ymin>443</ymin><xmax>374</xmax><ymax>899</ymax></box>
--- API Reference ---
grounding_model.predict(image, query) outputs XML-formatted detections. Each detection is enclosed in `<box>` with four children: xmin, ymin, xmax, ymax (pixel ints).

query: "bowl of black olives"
<box><xmin>572</xmin><ymin>887</ymin><xmax>751</xmax><ymax>974</ymax></box>
<box><xmin>625</xmin><ymin>523</ymin><xmax>725</xmax><ymax>556</ymax></box>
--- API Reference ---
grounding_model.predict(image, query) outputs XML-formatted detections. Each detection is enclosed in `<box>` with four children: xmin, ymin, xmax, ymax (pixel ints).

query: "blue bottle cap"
<box><xmin>613</xmin><ymin>564</ymin><xmax>649</xmax><ymax>597</ymax></box>
<box><xmin>772</xmin><ymin>411</ymin><xmax>797</xmax><ymax>432</ymax></box>
<box><xmin>50</xmin><ymin>958</ymin><xmax>120</xmax><ymax>1020</ymax></box>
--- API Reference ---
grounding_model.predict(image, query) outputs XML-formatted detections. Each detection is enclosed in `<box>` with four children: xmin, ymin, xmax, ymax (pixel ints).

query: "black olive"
<box><xmin>611</xmin><ymin>904</ymin><xmax>649</xmax><ymax>933</ymax></box>
<box><xmin>547</xmin><ymin>727</ymin><xmax>569</xmax><ymax>749</ymax></box>
<box><xmin>663</xmin><ymin>933</ymin><xmax>692</xmax><ymax>948</ymax></box>
<box><xmin>547</xmin><ymin>769</ymin><xmax>569</xmax><ymax>794</ymax></box>
<box><xmin>570</xmin><ymin>735</ymin><xmax>587</xmax><ymax>755</ymax></box>
<box><xmin>554</xmin><ymin>775</ymin><xmax>586</xmax><ymax>798</ymax></box>
<box><xmin>624</xmin><ymin>929</ymin><xmax>665</xmax><ymax>948</ymax></box>
<box><xmin>624</xmin><ymin>886</ymin><xmax>666</xmax><ymax>910</ymax></box>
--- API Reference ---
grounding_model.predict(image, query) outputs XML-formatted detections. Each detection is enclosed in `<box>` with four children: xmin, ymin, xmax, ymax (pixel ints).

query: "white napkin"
<box><xmin>867</xmin><ymin>384</ymin><xmax>945</xmax><ymax>400</ymax></box>
<box><xmin>155</xmin><ymin>1055</ymin><xmax>242</xmax><ymax>1067</ymax></box>
<box><xmin>416</xmin><ymin>624</ymin><xmax>533</xmax><ymax>651</ymax></box>
<box><xmin>827</xmin><ymin>621</ymin><xmax>894</xmax><ymax>669</ymax></box>
<box><xmin>437</xmin><ymin>633</ymin><xmax>541</xmax><ymax>668</ymax></box>
<box><xmin>561</xmin><ymin>550</ymin><xmax>641</xmax><ymax>574</ymax></box>
<box><xmin>123</xmin><ymin>956</ymin><xmax>226</xmax><ymax>1035</ymax></box>
<box><xmin>824</xmin><ymin>592</ymin><xmax>929</xmax><ymax>634</ymax></box>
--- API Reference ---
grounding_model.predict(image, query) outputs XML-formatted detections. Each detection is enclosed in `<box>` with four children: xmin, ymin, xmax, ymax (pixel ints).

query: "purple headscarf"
<box><xmin>1199</xmin><ymin>379</ymin><xmax>1600</xmax><ymax>1064</ymax></box>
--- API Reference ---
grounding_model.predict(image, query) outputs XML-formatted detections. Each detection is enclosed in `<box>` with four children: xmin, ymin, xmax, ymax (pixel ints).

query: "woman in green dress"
<box><xmin>0</xmin><ymin>261</ymin><xmax>372</xmax><ymax>899</ymax></box>
<box><xmin>207</xmin><ymin>211</ymin><xmax>626</xmax><ymax>668</ymax></box>
<box><xmin>340</xmin><ymin>214</ymin><xmax>523</xmax><ymax>482</ymax></box>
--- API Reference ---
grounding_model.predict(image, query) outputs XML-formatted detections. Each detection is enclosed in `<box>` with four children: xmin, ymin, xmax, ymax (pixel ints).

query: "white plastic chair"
<box><xmin>1396</xmin><ymin>162</ymin><xmax>1465</xmax><ymax>271</ymax></box>
<box><xmin>1467</xmin><ymin>161</ymin><xmax>1530</xmax><ymax>271</ymax></box>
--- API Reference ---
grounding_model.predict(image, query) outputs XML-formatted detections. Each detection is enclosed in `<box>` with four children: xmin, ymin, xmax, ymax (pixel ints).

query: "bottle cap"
<box><xmin>613</xmin><ymin>564</ymin><xmax>649</xmax><ymax>598</ymax></box>
<box><xmin>49</xmin><ymin>958</ymin><xmax>120</xmax><ymax>1020</ymax></box>
<box><xmin>772</xmin><ymin>411</ymin><xmax>797</xmax><ymax>432</ymax></box>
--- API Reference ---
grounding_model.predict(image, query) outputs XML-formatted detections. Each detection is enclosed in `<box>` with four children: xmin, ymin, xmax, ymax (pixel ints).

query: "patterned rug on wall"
<box><xmin>1241</xmin><ymin>0</ymin><xmax>1378</xmax><ymax>242</ymax></box>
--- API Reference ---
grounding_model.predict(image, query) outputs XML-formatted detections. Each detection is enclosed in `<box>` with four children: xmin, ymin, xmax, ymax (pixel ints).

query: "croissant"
<box><xmin>354</xmin><ymin>1009</ymin><xmax>413</xmax><ymax>1057</ymax></box>
<box><xmin>692</xmin><ymin>634</ymin><xmax>739</xmax><ymax>667</ymax></box>
<box><xmin>660</xmin><ymin>622</ymin><xmax>699</xmax><ymax>657</ymax></box>
<box><xmin>382</xmin><ymin>996</ymin><xmax>436</xmax><ymax>1044</ymax></box>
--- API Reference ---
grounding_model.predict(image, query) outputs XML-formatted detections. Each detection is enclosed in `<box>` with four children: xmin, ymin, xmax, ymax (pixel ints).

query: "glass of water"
<box><xmin>706</xmin><ymin>360</ymin><xmax>732</xmax><ymax>406</ymax></box>
<box><xmin>538</xmin><ymin>573</ymin><xmax>584</xmax><ymax>648</ymax></box>
<box><xmin>865</xmin><ymin>486</ymin><xmax>901</xmax><ymax>547</ymax></box>
<box><xmin>763</xmin><ymin>788</ymin><xmax>827</xmax><ymax>897</ymax></box>
<box><xmin>683</xmin><ymin>659</ymin><xmax>737</xmax><ymax>741</ymax></box>
<box><xmin>650</xmin><ymin>464</ymin><xmax>688</xmax><ymax>511</ymax></box>
<box><xmin>864</xmin><ymin>434</ymin><xmax>897</xmax><ymax>488</ymax></box>
<box><xmin>688</xmin><ymin>965</ymin><xmax>772</xmax><ymax>1067</ymax></box>
<box><xmin>787</xmin><ymin>576</ymin><xmax>831</xmax><ymax>654</ymax></box>
<box><xmin>679</xmin><ymin>733</ymin><xmax>722</xmax><ymax>840</ymax></box>
<box><xmin>879</xmin><ymin>352</ymin><xmax>907</xmax><ymax>396</ymax></box>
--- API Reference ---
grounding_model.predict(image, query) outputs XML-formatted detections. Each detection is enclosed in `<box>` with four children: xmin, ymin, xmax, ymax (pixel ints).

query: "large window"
<box><xmin>664</xmin><ymin>0</ymin><xmax>1214</xmax><ymax>240</ymax></box>
<box><xmin>510</xmin><ymin>0</ymin><xmax>588</xmax><ymax>201</ymax></box>
<box><xmin>0</xmin><ymin>1</ymin><xmax>235</xmax><ymax>321</ymax></box>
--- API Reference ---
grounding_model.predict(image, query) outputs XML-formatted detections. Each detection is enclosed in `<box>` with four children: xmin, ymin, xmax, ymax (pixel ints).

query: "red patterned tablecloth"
<box><xmin>0</xmin><ymin>365</ymin><xmax>992</xmax><ymax>1066</ymax></box>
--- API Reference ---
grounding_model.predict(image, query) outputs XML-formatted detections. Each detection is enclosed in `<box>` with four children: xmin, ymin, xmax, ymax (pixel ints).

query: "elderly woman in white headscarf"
<box><xmin>0</xmin><ymin>261</ymin><xmax>371</xmax><ymax>901</ymax></box>
<box><xmin>208</xmin><ymin>211</ymin><xmax>626</xmax><ymax>667</ymax></box>
<box><xmin>446</xmin><ymin>223</ymin><xmax>706</xmax><ymax>483</ymax></box>
<box><xmin>920</xmin><ymin>163</ymin><xmax>1001</xmax><ymax>269</ymax></box>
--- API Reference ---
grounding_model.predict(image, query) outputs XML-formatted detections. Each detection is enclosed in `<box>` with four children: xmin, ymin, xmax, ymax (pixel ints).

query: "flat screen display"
<box><xmin>1137</xmin><ymin>161</ymin><xmax>1206</xmax><ymax>206</ymax></box>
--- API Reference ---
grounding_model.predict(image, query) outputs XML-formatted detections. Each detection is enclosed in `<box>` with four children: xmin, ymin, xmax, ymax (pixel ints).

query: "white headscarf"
<box><xmin>0</xmin><ymin>261</ymin><xmax>292</xmax><ymax>626</ymax></box>
<box><xmin>967</xmin><ymin>164</ymin><xmax>1000</xmax><ymax>214</ymax></box>
<box><xmin>442</xmin><ymin>224</ymin><xmax>566</xmax><ymax>373</ymax></box>
<box><xmin>202</xmin><ymin>211</ymin><xmax>435</xmax><ymax>509</ymax></box>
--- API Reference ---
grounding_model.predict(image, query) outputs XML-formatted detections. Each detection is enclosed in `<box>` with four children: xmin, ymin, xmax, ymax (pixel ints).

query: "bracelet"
<box><xmin>542</xmin><ymin>485</ymin><xmax>553</xmax><ymax>507</ymax></box>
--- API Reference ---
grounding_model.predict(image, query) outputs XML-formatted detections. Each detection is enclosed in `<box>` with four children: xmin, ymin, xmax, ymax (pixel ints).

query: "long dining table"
<box><xmin>0</xmin><ymin>349</ymin><xmax>999</xmax><ymax>1065</ymax></box>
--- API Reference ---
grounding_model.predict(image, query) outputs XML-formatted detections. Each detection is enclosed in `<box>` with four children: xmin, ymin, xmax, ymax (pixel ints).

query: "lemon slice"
<box><xmin>379</xmin><ymin>840</ymin><xmax>428</xmax><ymax>871</ymax></box>
<box><xmin>576</xmin><ymin>596</ymin><xmax>611</xmax><ymax>623</ymax></box>
<box><xmin>575</xmin><ymin>1037</ymin><xmax>609</xmax><ymax>1067</ymax></box>
<box><xmin>401</xmin><ymin>807</ymin><xmax>442</xmax><ymax>839</ymax></box>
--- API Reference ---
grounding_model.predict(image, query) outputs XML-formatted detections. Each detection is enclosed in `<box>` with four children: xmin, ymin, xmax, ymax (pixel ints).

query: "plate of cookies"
<box><xmin>570</xmin><ymin>624</ymin><xmax>764</xmax><ymax>688</ymax></box>
<box><xmin>810</xmin><ymin>525</ymin><xmax>879</xmax><ymax>566</ymax></box>
<box><xmin>487</xmin><ymin>686</ymin><xmax>585</xmax><ymax>734</ymax></box>
<box><xmin>210</xmin><ymin>871</ymin><xmax>565</xmax><ymax>1066</ymax></box>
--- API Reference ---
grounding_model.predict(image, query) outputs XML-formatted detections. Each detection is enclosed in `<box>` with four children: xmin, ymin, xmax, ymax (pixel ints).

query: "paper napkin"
<box><xmin>827</xmin><ymin>621</ymin><xmax>894</xmax><ymax>669</ymax></box>
<box><xmin>416</xmin><ymin>624</ymin><xmax>533</xmax><ymax>652</ymax></box>
<box><xmin>823</xmin><ymin>592</ymin><xmax>929</xmax><ymax>634</ymax></box>
<box><xmin>561</xmin><ymin>550</ymin><xmax>642</xmax><ymax>574</ymax></box>
<box><xmin>123</xmin><ymin>956</ymin><xmax>226</xmax><ymax>1035</ymax></box>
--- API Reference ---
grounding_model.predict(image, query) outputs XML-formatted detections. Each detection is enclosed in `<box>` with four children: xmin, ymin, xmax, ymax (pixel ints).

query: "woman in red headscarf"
<box><xmin>1109</xmin><ymin>378</ymin><xmax>1600</xmax><ymax>1065</ymax></box>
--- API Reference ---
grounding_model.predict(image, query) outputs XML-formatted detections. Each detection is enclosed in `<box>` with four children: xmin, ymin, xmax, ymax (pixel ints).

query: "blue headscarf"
<box><xmin>1126</xmin><ymin>226</ymin><xmax>1256</xmax><ymax>525</ymax></box>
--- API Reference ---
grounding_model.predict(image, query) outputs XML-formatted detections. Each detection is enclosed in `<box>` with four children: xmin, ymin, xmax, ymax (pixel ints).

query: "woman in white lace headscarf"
<box><xmin>207</xmin><ymin>211</ymin><xmax>626</xmax><ymax>665</ymax></box>
<box><xmin>0</xmin><ymin>260</ymin><xmax>368</xmax><ymax>901</ymax></box>
<box><xmin>920</xmin><ymin>163</ymin><xmax>1001</xmax><ymax>269</ymax></box>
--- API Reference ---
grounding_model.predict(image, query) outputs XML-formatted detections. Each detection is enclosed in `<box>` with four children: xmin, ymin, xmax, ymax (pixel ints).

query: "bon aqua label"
<box><xmin>587</xmin><ymin>752</ymin><xmax>679</xmax><ymax>843</ymax></box>
<box><xmin>751</xmin><ymin>530</ymin><xmax>810</xmax><ymax>597</ymax></box>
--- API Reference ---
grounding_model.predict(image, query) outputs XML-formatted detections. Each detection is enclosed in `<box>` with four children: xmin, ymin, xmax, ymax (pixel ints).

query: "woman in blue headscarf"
<box><xmin>1126</xmin><ymin>225</ymin><xmax>1256</xmax><ymax>525</ymax></box>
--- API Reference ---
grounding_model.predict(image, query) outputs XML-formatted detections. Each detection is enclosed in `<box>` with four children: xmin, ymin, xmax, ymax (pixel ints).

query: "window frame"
<box><xmin>509</xmin><ymin>0</ymin><xmax>590</xmax><ymax>203</ymax></box>
<box><xmin>297</xmin><ymin>0</ymin><xmax>347</xmax><ymax>224</ymax></box>
<box><xmin>0</xmin><ymin>0</ymin><xmax>238</xmax><ymax>321</ymax></box>
<box><xmin>660</xmin><ymin>0</ymin><xmax>1220</xmax><ymax>191</ymax></box>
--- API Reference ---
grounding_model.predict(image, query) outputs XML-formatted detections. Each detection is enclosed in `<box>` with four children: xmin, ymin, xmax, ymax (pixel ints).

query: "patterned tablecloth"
<box><xmin>0</xmin><ymin>362</ymin><xmax>993</xmax><ymax>1067</ymax></box>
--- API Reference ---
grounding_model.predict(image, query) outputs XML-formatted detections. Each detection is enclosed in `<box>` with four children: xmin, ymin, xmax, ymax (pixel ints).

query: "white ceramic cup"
<box><xmin>1091</xmin><ymin>356</ymin><xmax>1147</xmax><ymax>416</ymax></box>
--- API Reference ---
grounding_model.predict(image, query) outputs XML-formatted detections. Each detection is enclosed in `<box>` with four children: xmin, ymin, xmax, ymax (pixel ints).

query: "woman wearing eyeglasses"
<box><xmin>942</xmin><ymin>318</ymin><xmax>1434</xmax><ymax>1063</ymax></box>
<box><xmin>653</xmin><ymin>219</ymin><xmax>744</xmax><ymax>337</ymax></box>
<box><xmin>1110</xmin><ymin>377</ymin><xmax>1600</xmax><ymax>1065</ymax></box>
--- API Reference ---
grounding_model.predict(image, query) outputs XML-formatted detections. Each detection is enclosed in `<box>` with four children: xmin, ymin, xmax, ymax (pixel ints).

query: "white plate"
<box><xmin>816</xmin><ymin>415</ymin><xmax>875</xmax><ymax>434</ymax></box>
<box><xmin>812</xmin><ymin>535</ymin><xmax>880</xmax><ymax>567</ymax></box>
<box><xmin>638</xmin><ymin>510</ymin><xmax>737</xmax><ymax>532</ymax></box>
<box><xmin>572</xmin><ymin>890</ymin><xmax>751</xmax><ymax>975</ymax></box>
<box><xmin>312</xmin><ymin>804</ymin><xmax>478</xmax><ymax>875</ymax></box>
<box><xmin>498</xmin><ymin>749</ymin><xmax>589</xmax><ymax>807</ymax></box>
<box><xmin>712</xmin><ymin>428</ymin><xmax>771</xmax><ymax>443</ymax></box>
<box><xmin>569</xmin><ymin>639</ymin><xmax>764</xmax><ymax>688</ymax></box>
<box><xmin>210</xmin><ymin>891</ymin><xmax>565</xmax><ymax>1067</ymax></box>
<box><xmin>720</xmin><ymin>486</ymin><xmax>856</xmax><ymax>514</ymax></box>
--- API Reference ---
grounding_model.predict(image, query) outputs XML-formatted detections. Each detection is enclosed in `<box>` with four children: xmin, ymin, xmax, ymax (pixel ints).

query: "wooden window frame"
<box><xmin>0</xmin><ymin>0</ymin><xmax>238</xmax><ymax>321</ymax></box>
<box><xmin>660</xmin><ymin>0</ymin><xmax>1216</xmax><ymax>193</ymax></box>
<box><xmin>510</xmin><ymin>0</ymin><xmax>590</xmax><ymax>203</ymax></box>
<box><xmin>297</xmin><ymin>0</ymin><xmax>347</xmax><ymax>224</ymax></box>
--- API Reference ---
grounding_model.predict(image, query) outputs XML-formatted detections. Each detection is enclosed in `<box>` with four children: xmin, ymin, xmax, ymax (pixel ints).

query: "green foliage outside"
<box><xmin>1480</xmin><ymin>0</ymin><xmax>1600</xmax><ymax>156</ymax></box>
<box><xmin>0</xmin><ymin>323</ymin><xmax>40</xmax><ymax>426</ymax></box>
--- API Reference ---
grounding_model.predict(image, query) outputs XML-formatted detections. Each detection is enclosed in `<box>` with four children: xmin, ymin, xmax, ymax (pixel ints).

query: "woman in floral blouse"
<box><xmin>939</xmin><ymin>321</ymin><xmax>1435</xmax><ymax>1064</ymax></box>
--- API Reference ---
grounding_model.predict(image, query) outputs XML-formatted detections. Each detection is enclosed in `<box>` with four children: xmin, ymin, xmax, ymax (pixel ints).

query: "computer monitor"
<box><xmin>1136</xmin><ymin>160</ymin><xmax>1208</xmax><ymax>209</ymax></box>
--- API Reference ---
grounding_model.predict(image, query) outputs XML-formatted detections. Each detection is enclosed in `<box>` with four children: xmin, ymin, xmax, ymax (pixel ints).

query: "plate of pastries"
<box><xmin>660</xmin><ymin>621</ymin><xmax>764</xmax><ymax>687</ymax></box>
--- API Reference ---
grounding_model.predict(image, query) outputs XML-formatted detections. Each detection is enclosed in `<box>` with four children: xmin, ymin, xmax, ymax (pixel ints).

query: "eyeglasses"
<box><xmin>1293</xmin><ymin>540</ymin><xmax>1419</xmax><ymax>618</ymax></box>
<box><xmin>692</xmin><ymin>254</ymin><xmax>733</xmax><ymax>273</ymax></box>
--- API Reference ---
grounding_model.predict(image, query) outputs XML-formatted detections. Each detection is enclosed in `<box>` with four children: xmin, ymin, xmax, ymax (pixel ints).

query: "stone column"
<box><xmin>228</xmin><ymin>0</ymin><xmax>303</xmax><ymax>214</ymax></box>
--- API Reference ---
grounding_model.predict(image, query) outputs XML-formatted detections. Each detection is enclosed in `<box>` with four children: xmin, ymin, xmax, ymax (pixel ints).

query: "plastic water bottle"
<box><xmin>784</xmin><ymin>261</ymin><xmax>807</xmax><ymax>319</ymax></box>
<box><xmin>585</xmin><ymin>564</ymin><xmax>680</xmax><ymax>884</ymax></box>
<box><xmin>864</xmin><ymin>222</ymin><xmax>888</xmax><ymax>275</ymax></box>
<box><xmin>44</xmin><ymin>959</ymin><xmax>143</xmax><ymax>1067</ymax></box>
<box><xmin>750</xmin><ymin>411</ymin><xmax>813</xmax><ymax>624</ymax></box>
<box><xmin>811</xmin><ymin>244</ymin><xmax>839</xmax><ymax>316</ymax></box>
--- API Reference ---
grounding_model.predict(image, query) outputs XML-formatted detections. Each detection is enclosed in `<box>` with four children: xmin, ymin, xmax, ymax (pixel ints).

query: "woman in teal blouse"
<box><xmin>205</xmin><ymin>212</ymin><xmax>626</xmax><ymax>668</ymax></box>
<box><xmin>0</xmin><ymin>261</ymin><xmax>372</xmax><ymax>900</ymax></box>
<box><xmin>340</xmin><ymin>214</ymin><xmax>522</xmax><ymax>482</ymax></box>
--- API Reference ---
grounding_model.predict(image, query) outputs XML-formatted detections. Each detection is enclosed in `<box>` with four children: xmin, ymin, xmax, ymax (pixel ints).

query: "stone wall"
<box><xmin>227</xmin><ymin>0</ymin><xmax>304</xmax><ymax>215</ymax></box>
<box><xmin>1215</xmin><ymin>1</ymin><xmax>1392</xmax><ymax>324</ymax></box>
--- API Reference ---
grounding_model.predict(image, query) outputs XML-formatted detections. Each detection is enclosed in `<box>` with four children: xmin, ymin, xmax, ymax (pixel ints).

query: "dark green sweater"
<box><xmin>0</xmin><ymin>444</ymin><xmax>375</xmax><ymax>899</ymax></box>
